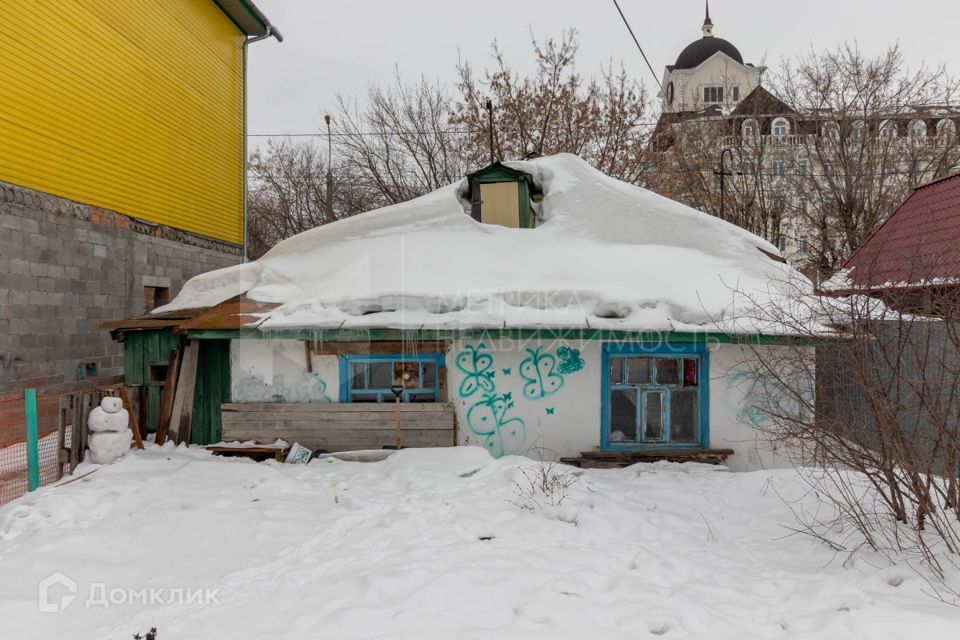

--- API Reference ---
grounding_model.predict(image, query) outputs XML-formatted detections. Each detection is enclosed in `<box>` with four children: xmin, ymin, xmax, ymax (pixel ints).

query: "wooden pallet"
<box><xmin>560</xmin><ymin>449</ymin><xmax>735</xmax><ymax>469</ymax></box>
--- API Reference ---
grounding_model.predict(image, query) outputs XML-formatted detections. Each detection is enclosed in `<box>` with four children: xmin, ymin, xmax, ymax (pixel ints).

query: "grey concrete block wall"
<box><xmin>0</xmin><ymin>181</ymin><xmax>241</xmax><ymax>391</ymax></box>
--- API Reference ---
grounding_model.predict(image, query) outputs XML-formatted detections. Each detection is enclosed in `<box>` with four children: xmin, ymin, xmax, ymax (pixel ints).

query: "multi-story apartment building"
<box><xmin>651</xmin><ymin>6</ymin><xmax>960</xmax><ymax>280</ymax></box>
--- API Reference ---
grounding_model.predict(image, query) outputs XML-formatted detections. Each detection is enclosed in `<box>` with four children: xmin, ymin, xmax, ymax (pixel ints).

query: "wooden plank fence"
<box><xmin>221</xmin><ymin>403</ymin><xmax>456</xmax><ymax>452</ymax></box>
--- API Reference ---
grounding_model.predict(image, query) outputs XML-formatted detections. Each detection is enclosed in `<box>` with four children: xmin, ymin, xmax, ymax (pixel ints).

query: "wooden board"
<box><xmin>167</xmin><ymin>342</ymin><xmax>199</xmax><ymax>445</ymax></box>
<box><xmin>308</xmin><ymin>341</ymin><xmax>448</xmax><ymax>356</ymax></box>
<box><xmin>69</xmin><ymin>395</ymin><xmax>81</xmax><ymax>473</ymax></box>
<box><xmin>220</xmin><ymin>403</ymin><xmax>456</xmax><ymax>453</ymax></box>
<box><xmin>560</xmin><ymin>449</ymin><xmax>736</xmax><ymax>468</ymax></box>
<box><xmin>222</xmin><ymin>403</ymin><xmax>454</xmax><ymax>412</ymax></box>
<box><xmin>119</xmin><ymin>387</ymin><xmax>145</xmax><ymax>449</ymax></box>
<box><xmin>154</xmin><ymin>348</ymin><xmax>181</xmax><ymax>445</ymax></box>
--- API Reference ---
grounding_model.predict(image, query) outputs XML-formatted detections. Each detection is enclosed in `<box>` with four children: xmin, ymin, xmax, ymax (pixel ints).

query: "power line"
<box><xmin>248</xmin><ymin>125</ymin><xmax>662</xmax><ymax>138</ymax></box>
<box><xmin>611</xmin><ymin>0</ymin><xmax>662</xmax><ymax>92</ymax></box>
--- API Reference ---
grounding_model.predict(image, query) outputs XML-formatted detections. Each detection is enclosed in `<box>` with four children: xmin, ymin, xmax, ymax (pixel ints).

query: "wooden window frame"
<box><xmin>338</xmin><ymin>353</ymin><xmax>445</xmax><ymax>403</ymax></box>
<box><xmin>601</xmin><ymin>343</ymin><xmax>709</xmax><ymax>451</ymax></box>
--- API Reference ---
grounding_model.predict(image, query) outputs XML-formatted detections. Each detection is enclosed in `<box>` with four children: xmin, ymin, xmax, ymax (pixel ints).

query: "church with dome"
<box><xmin>650</xmin><ymin>2</ymin><xmax>960</xmax><ymax>281</ymax></box>
<box><xmin>659</xmin><ymin>2</ymin><xmax>763</xmax><ymax>114</ymax></box>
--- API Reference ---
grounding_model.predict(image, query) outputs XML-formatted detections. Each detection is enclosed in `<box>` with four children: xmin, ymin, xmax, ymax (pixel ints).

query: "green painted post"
<box><xmin>24</xmin><ymin>388</ymin><xmax>40</xmax><ymax>492</ymax></box>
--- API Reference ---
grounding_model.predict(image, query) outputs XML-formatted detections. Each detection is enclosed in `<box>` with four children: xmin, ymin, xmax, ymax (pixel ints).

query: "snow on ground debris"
<box><xmin>158</xmin><ymin>154</ymin><xmax>810</xmax><ymax>334</ymax></box>
<box><xmin>1</xmin><ymin>446</ymin><xmax>958</xmax><ymax>639</ymax></box>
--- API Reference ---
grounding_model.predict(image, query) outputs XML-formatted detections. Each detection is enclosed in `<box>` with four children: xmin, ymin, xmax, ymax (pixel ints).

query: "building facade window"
<box><xmin>798</xmin><ymin>159</ymin><xmax>811</xmax><ymax>176</ymax></box>
<box><xmin>823</xmin><ymin>121</ymin><xmax>841</xmax><ymax>142</ymax></box>
<box><xmin>937</xmin><ymin>119</ymin><xmax>957</xmax><ymax>143</ymax></box>
<box><xmin>772</xmin><ymin>117</ymin><xmax>790</xmax><ymax>138</ymax></box>
<box><xmin>703</xmin><ymin>86</ymin><xmax>724</xmax><ymax>104</ymax></box>
<box><xmin>851</xmin><ymin>120</ymin><xmax>866</xmax><ymax>141</ymax></box>
<box><xmin>340</xmin><ymin>354</ymin><xmax>444</xmax><ymax>403</ymax></box>
<box><xmin>731</xmin><ymin>86</ymin><xmax>740</xmax><ymax>102</ymax></box>
<box><xmin>602</xmin><ymin>343</ymin><xmax>708</xmax><ymax>450</ymax></box>
<box><xmin>771</xmin><ymin>159</ymin><xmax>787</xmax><ymax>176</ymax></box>
<box><xmin>879</xmin><ymin>120</ymin><xmax>897</xmax><ymax>139</ymax></box>
<box><xmin>742</xmin><ymin>119</ymin><xmax>758</xmax><ymax>142</ymax></box>
<box><xmin>910</xmin><ymin>120</ymin><xmax>927</xmax><ymax>140</ymax></box>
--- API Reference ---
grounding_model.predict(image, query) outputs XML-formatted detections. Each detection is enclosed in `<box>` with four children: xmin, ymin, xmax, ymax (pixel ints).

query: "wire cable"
<box><xmin>612</xmin><ymin>0</ymin><xmax>662</xmax><ymax>92</ymax></box>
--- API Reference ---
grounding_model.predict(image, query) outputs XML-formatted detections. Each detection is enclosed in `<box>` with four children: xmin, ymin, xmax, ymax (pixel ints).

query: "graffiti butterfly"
<box><xmin>519</xmin><ymin>347</ymin><xmax>564</xmax><ymax>400</ymax></box>
<box><xmin>466</xmin><ymin>393</ymin><xmax>526</xmax><ymax>458</ymax></box>
<box><xmin>456</xmin><ymin>343</ymin><xmax>496</xmax><ymax>398</ymax></box>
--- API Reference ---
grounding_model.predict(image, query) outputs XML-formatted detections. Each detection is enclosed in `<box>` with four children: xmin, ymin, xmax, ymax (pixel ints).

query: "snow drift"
<box><xmin>159</xmin><ymin>154</ymin><xmax>810</xmax><ymax>334</ymax></box>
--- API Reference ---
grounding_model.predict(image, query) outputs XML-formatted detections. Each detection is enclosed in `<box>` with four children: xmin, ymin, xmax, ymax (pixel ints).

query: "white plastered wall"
<box><xmin>226</xmin><ymin>338</ymin><xmax>810</xmax><ymax>471</ymax></box>
<box><xmin>707</xmin><ymin>343</ymin><xmax>808</xmax><ymax>472</ymax></box>
<box><xmin>663</xmin><ymin>54</ymin><xmax>763</xmax><ymax>113</ymax></box>
<box><xmin>446</xmin><ymin>339</ymin><xmax>602</xmax><ymax>459</ymax></box>
<box><xmin>230</xmin><ymin>339</ymin><xmax>339</xmax><ymax>403</ymax></box>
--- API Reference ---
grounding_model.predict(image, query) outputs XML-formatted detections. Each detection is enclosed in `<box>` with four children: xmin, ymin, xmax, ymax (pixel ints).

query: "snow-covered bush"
<box><xmin>511</xmin><ymin>460</ymin><xmax>576</xmax><ymax>511</ymax></box>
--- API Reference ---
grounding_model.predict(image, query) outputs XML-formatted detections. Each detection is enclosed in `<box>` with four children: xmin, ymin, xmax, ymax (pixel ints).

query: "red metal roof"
<box><xmin>836</xmin><ymin>173</ymin><xmax>960</xmax><ymax>292</ymax></box>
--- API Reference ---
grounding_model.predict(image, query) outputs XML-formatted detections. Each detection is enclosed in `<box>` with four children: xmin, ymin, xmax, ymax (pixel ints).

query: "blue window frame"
<box><xmin>338</xmin><ymin>353</ymin><xmax>445</xmax><ymax>403</ymax></box>
<box><xmin>601</xmin><ymin>343</ymin><xmax>709</xmax><ymax>450</ymax></box>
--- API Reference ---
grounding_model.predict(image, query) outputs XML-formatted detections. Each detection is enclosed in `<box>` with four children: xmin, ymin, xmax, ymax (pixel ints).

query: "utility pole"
<box><xmin>485</xmin><ymin>99</ymin><xmax>495</xmax><ymax>164</ymax></box>
<box><xmin>713</xmin><ymin>148</ymin><xmax>739</xmax><ymax>221</ymax></box>
<box><xmin>324</xmin><ymin>114</ymin><xmax>334</xmax><ymax>222</ymax></box>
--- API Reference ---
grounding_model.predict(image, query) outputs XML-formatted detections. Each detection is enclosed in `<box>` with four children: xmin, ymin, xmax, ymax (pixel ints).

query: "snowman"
<box><xmin>87</xmin><ymin>396</ymin><xmax>133</xmax><ymax>464</ymax></box>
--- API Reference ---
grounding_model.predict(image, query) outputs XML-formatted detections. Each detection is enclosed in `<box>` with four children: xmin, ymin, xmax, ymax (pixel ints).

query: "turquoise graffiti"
<box><xmin>467</xmin><ymin>393</ymin><xmax>527</xmax><ymax>457</ymax></box>
<box><xmin>519</xmin><ymin>347</ymin><xmax>565</xmax><ymax>399</ymax></box>
<box><xmin>556</xmin><ymin>346</ymin><xmax>584</xmax><ymax>374</ymax></box>
<box><xmin>296</xmin><ymin>372</ymin><xmax>332</xmax><ymax>403</ymax></box>
<box><xmin>725</xmin><ymin>371</ymin><xmax>806</xmax><ymax>427</ymax></box>
<box><xmin>455</xmin><ymin>343</ymin><xmax>496</xmax><ymax>398</ymax></box>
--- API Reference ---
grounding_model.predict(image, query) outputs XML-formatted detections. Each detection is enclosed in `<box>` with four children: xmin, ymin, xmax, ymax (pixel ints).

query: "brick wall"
<box><xmin>0</xmin><ymin>181</ymin><xmax>241</xmax><ymax>392</ymax></box>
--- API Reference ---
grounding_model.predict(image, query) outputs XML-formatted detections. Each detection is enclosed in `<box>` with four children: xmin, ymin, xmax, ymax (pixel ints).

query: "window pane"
<box><xmin>368</xmin><ymin>362</ymin><xmax>393</xmax><ymax>388</ymax></box>
<box><xmin>351</xmin><ymin>362</ymin><xmax>366</xmax><ymax>389</ymax></box>
<box><xmin>421</xmin><ymin>362</ymin><xmax>437</xmax><ymax>389</ymax></box>
<box><xmin>671</xmin><ymin>389</ymin><xmax>698</xmax><ymax>443</ymax></box>
<box><xmin>655</xmin><ymin>359</ymin><xmax>680</xmax><ymax>385</ymax></box>
<box><xmin>627</xmin><ymin>358</ymin><xmax>651</xmax><ymax>384</ymax></box>
<box><xmin>610</xmin><ymin>358</ymin><xmax>626</xmax><ymax>384</ymax></box>
<box><xmin>394</xmin><ymin>361</ymin><xmax>419</xmax><ymax>389</ymax></box>
<box><xmin>350</xmin><ymin>393</ymin><xmax>380</xmax><ymax>403</ymax></box>
<box><xmin>683</xmin><ymin>359</ymin><xmax>698</xmax><ymax>386</ymax></box>
<box><xmin>643</xmin><ymin>391</ymin><xmax>664</xmax><ymax>442</ymax></box>
<box><xmin>610</xmin><ymin>390</ymin><xmax>638</xmax><ymax>443</ymax></box>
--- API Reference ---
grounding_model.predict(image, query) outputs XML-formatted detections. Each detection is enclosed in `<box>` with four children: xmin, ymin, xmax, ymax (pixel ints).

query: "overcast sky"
<box><xmin>247</xmin><ymin>0</ymin><xmax>959</xmax><ymax>138</ymax></box>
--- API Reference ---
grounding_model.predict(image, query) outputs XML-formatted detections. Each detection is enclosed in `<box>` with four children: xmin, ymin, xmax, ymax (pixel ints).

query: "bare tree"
<box><xmin>452</xmin><ymin>29</ymin><xmax>652</xmax><ymax>183</ymax></box>
<box><xmin>728</xmin><ymin>263</ymin><xmax>960</xmax><ymax>591</ymax></box>
<box><xmin>333</xmin><ymin>72</ymin><xmax>470</xmax><ymax>207</ymax></box>
<box><xmin>774</xmin><ymin>44</ymin><xmax>960</xmax><ymax>278</ymax></box>
<box><xmin>650</xmin><ymin>44</ymin><xmax>960</xmax><ymax>282</ymax></box>
<box><xmin>247</xmin><ymin>140</ymin><xmax>368</xmax><ymax>258</ymax></box>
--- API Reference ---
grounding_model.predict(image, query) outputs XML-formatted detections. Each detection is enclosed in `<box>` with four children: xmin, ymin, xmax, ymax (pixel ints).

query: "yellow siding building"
<box><xmin>0</xmin><ymin>0</ymin><xmax>272</xmax><ymax>244</ymax></box>
<box><xmin>0</xmin><ymin>1</ymin><xmax>279</xmax><ymax>391</ymax></box>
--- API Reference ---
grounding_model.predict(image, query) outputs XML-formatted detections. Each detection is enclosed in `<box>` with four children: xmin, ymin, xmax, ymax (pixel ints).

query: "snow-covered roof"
<box><xmin>159</xmin><ymin>154</ymin><xmax>809</xmax><ymax>334</ymax></box>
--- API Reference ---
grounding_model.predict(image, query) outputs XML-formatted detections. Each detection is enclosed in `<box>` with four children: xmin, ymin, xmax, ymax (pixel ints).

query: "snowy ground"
<box><xmin>1</xmin><ymin>446</ymin><xmax>958</xmax><ymax>639</ymax></box>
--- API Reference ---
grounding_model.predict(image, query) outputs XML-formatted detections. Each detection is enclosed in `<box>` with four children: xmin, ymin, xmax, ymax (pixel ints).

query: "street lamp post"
<box><xmin>713</xmin><ymin>147</ymin><xmax>740</xmax><ymax>221</ymax></box>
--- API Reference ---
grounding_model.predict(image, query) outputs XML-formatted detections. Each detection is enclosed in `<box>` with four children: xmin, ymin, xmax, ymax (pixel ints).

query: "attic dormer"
<box><xmin>466</xmin><ymin>163</ymin><xmax>539</xmax><ymax>229</ymax></box>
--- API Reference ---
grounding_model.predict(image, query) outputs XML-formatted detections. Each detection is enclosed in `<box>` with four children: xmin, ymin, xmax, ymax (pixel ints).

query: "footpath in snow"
<box><xmin>0</xmin><ymin>445</ymin><xmax>958</xmax><ymax>639</ymax></box>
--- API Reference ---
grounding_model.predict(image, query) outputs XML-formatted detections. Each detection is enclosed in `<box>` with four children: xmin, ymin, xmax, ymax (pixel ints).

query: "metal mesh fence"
<box><xmin>0</xmin><ymin>393</ymin><xmax>30</xmax><ymax>504</ymax></box>
<box><xmin>0</xmin><ymin>388</ymin><xmax>94</xmax><ymax>506</ymax></box>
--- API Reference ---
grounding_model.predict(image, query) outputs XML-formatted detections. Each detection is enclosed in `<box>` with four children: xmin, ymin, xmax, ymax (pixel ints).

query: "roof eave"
<box><xmin>213</xmin><ymin>0</ymin><xmax>283</xmax><ymax>40</ymax></box>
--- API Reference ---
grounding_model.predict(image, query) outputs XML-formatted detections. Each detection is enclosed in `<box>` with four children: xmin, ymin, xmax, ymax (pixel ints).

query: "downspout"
<box><xmin>242</xmin><ymin>25</ymin><xmax>283</xmax><ymax>261</ymax></box>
